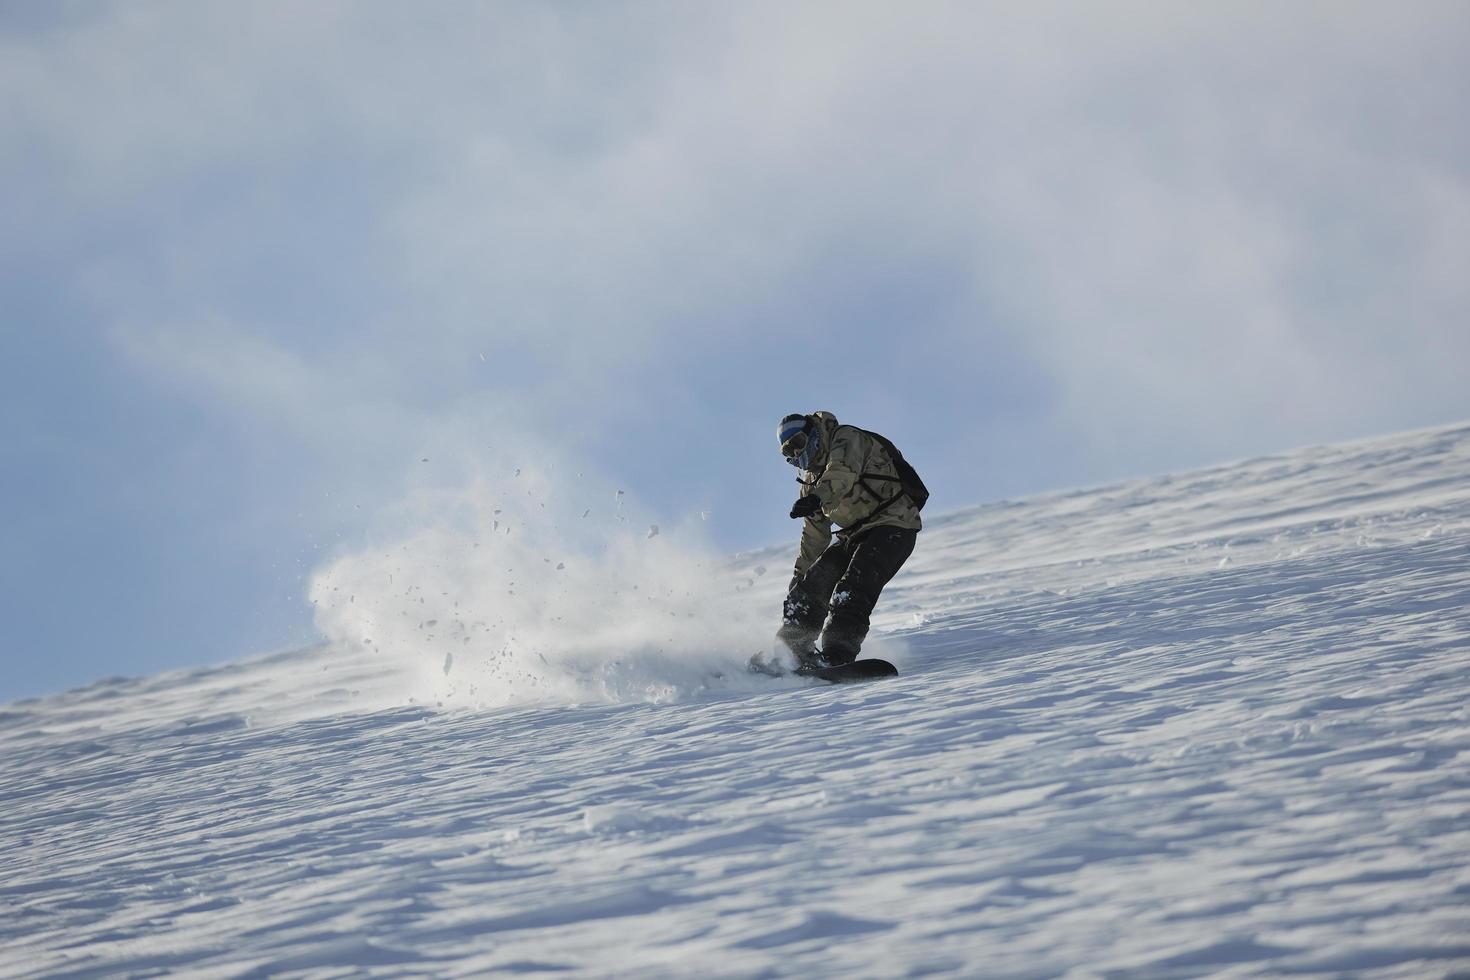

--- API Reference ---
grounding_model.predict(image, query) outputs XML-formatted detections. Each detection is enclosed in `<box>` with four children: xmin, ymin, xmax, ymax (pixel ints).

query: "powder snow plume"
<box><xmin>309</xmin><ymin>463</ymin><xmax>776</xmax><ymax>708</ymax></box>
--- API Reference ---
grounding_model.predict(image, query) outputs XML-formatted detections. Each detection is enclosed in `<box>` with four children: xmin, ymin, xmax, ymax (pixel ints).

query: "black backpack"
<box><xmin>854</xmin><ymin>427</ymin><xmax>929</xmax><ymax>511</ymax></box>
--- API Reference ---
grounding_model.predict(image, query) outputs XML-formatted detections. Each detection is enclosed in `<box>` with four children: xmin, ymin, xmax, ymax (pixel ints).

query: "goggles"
<box><xmin>781</xmin><ymin>427</ymin><xmax>811</xmax><ymax>463</ymax></box>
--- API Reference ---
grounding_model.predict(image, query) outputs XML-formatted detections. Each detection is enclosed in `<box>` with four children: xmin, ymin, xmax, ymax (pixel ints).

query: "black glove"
<box><xmin>789</xmin><ymin>495</ymin><xmax>823</xmax><ymax>519</ymax></box>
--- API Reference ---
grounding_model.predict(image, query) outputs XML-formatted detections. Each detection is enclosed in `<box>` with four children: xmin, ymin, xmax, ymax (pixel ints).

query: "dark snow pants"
<box><xmin>780</xmin><ymin>525</ymin><xmax>918</xmax><ymax>664</ymax></box>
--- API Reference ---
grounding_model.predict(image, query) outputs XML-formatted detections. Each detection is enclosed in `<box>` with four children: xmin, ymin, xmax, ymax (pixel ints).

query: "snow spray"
<box><xmin>309</xmin><ymin>461</ymin><xmax>773</xmax><ymax>709</ymax></box>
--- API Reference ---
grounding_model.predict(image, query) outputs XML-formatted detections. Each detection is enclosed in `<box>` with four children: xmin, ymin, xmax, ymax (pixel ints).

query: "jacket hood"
<box><xmin>804</xmin><ymin>411</ymin><xmax>839</xmax><ymax>471</ymax></box>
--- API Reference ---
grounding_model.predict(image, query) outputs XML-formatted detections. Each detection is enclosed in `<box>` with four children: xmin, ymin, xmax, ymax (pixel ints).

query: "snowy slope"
<box><xmin>4</xmin><ymin>423</ymin><xmax>1470</xmax><ymax>977</ymax></box>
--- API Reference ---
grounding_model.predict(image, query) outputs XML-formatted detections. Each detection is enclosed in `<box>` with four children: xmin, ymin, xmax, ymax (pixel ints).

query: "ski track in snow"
<box><xmin>4</xmin><ymin>423</ymin><xmax>1470</xmax><ymax>977</ymax></box>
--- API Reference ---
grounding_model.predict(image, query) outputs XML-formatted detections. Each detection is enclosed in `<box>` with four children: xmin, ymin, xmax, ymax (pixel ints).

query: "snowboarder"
<box><xmin>772</xmin><ymin>411</ymin><xmax>925</xmax><ymax>672</ymax></box>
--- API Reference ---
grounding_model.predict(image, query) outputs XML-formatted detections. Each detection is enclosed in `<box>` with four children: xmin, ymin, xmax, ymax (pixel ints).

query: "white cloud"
<box><xmin>9</xmin><ymin>0</ymin><xmax>1469</xmax><ymax>499</ymax></box>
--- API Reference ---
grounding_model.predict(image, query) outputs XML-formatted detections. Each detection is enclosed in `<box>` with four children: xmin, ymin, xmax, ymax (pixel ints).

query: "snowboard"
<box><xmin>747</xmin><ymin>653</ymin><xmax>898</xmax><ymax>684</ymax></box>
<box><xmin>800</xmin><ymin>658</ymin><xmax>898</xmax><ymax>684</ymax></box>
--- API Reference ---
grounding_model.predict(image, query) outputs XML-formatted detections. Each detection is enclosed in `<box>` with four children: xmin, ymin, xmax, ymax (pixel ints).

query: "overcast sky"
<box><xmin>3</xmin><ymin>2</ymin><xmax>1467</xmax><ymax>699</ymax></box>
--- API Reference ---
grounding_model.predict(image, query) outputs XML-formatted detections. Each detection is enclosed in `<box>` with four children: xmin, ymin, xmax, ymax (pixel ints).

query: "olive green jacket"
<box><xmin>790</xmin><ymin>412</ymin><xmax>922</xmax><ymax>585</ymax></box>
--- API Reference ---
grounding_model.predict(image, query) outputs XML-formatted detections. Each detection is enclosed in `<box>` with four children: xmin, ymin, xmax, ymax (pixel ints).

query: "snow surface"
<box><xmin>4</xmin><ymin>423</ymin><xmax>1470</xmax><ymax>977</ymax></box>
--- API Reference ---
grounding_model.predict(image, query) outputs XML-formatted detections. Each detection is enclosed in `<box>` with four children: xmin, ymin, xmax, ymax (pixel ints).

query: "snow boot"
<box><xmin>776</xmin><ymin>624</ymin><xmax>822</xmax><ymax>670</ymax></box>
<box><xmin>817</xmin><ymin>632</ymin><xmax>861</xmax><ymax>667</ymax></box>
